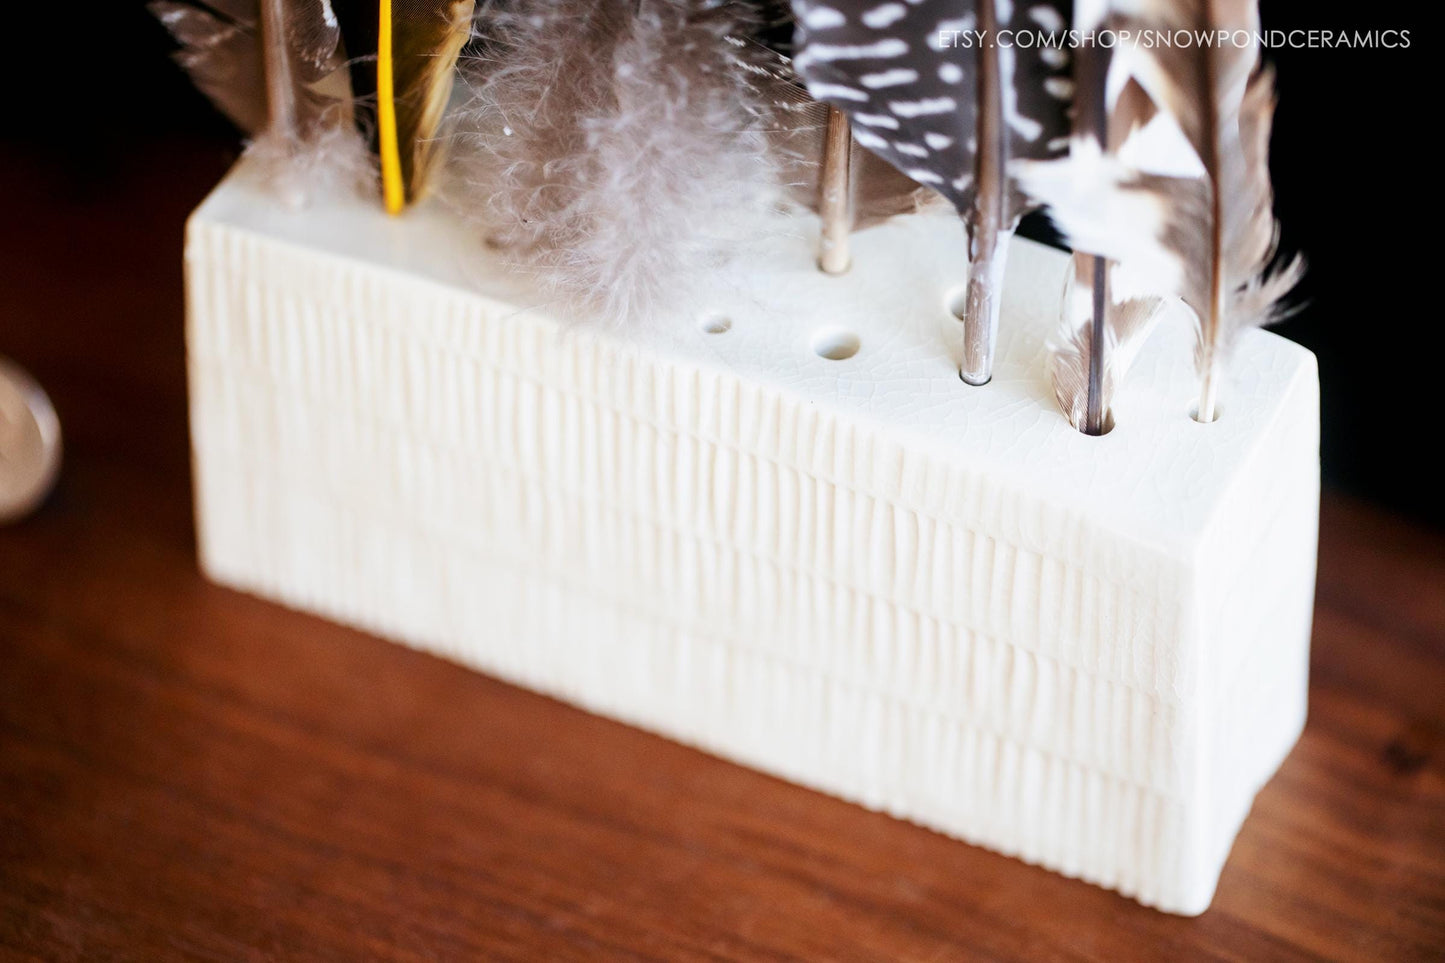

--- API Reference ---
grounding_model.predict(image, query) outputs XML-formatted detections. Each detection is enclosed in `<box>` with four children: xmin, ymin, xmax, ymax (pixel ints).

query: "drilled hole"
<box><xmin>946</xmin><ymin>286</ymin><xmax>969</xmax><ymax>321</ymax></box>
<box><xmin>699</xmin><ymin>314</ymin><xmax>731</xmax><ymax>335</ymax></box>
<box><xmin>1189</xmin><ymin>404</ymin><xmax>1220</xmax><ymax>424</ymax></box>
<box><xmin>811</xmin><ymin>327</ymin><xmax>860</xmax><ymax>361</ymax></box>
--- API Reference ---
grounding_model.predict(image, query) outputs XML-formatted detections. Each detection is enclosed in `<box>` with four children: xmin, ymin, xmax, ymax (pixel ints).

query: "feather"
<box><xmin>332</xmin><ymin>0</ymin><xmax>475</xmax><ymax>213</ymax></box>
<box><xmin>1018</xmin><ymin>128</ymin><xmax>1213</xmax><ymax>430</ymax></box>
<box><xmin>1051</xmin><ymin>259</ymin><xmax>1165</xmax><ymax>431</ymax></box>
<box><xmin>152</xmin><ymin>1</ymin><xmax>269</xmax><ymax>133</ymax></box>
<box><xmin>1019</xmin><ymin>138</ymin><xmax>1208</xmax><ymax>298</ymax></box>
<box><xmin>1024</xmin><ymin>0</ymin><xmax>1301</xmax><ymax>422</ymax></box>
<box><xmin>1120</xmin><ymin>1</ymin><xmax>1301</xmax><ymax>422</ymax></box>
<box><xmin>1040</xmin><ymin>1</ymin><xmax>1173</xmax><ymax>433</ymax></box>
<box><xmin>152</xmin><ymin>0</ymin><xmax>349</xmax><ymax>138</ymax></box>
<box><xmin>444</xmin><ymin>0</ymin><xmax>790</xmax><ymax>325</ymax></box>
<box><xmin>729</xmin><ymin>41</ymin><xmax>945</xmax><ymax>243</ymax></box>
<box><xmin>152</xmin><ymin>0</ymin><xmax>368</xmax><ymax>201</ymax></box>
<box><xmin>1057</xmin><ymin>0</ymin><xmax>1118</xmax><ymax>434</ymax></box>
<box><xmin>1040</xmin><ymin>153</ymin><xmax>1177</xmax><ymax>435</ymax></box>
<box><xmin>817</xmin><ymin>104</ymin><xmax>854</xmax><ymax>273</ymax></box>
<box><xmin>789</xmin><ymin>0</ymin><xmax>1074</xmax><ymax>384</ymax></box>
<box><xmin>1194</xmin><ymin>64</ymin><xmax>1303</xmax><ymax>420</ymax></box>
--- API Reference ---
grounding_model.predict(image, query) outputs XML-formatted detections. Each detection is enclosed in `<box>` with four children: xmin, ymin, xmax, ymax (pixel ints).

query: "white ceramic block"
<box><xmin>185</xmin><ymin>164</ymin><xmax>1319</xmax><ymax>914</ymax></box>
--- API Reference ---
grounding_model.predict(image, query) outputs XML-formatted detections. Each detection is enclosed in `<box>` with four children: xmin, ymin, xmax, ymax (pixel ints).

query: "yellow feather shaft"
<box><xmin>377</xmin><ymin>0</ymin><xmax>405</xmax><ymax>215</ymax></box>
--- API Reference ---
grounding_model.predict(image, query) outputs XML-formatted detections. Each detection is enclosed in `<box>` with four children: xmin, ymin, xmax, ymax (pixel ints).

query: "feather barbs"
<box><xmin>1050</xmin><ymin>256</ymin><xmax>1167</xmax><ymax>432</ymax></box>
<box><xmin>1019</xmin><ymin>6</ymin><xmax>1300</xmax><ymax>428</ymax></box>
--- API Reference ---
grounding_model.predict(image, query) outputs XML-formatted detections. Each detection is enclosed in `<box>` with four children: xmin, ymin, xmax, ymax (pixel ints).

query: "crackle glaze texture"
<box><xmin>185</xmin><ymin>163</ymin><xmax>1320</xmax><ymax>914</ymax></box>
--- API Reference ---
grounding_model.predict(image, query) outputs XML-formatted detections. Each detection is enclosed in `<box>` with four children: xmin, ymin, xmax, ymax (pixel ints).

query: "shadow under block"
<box><xmin>185</xmin><ymin>166</ymin><xmax>1320</xmax><ymax>915</ymax></box>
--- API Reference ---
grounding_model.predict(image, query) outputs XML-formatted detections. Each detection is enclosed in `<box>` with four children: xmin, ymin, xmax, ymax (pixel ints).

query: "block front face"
<box><xmin>1188</xmin><ymin>361</ymin><xmax>1320</xmax><ymax>911</ymax></box>
<box><xmin>186</xmin><ymin>170</ymin><xmax>1319</xmax><ymax>913</ymax></box>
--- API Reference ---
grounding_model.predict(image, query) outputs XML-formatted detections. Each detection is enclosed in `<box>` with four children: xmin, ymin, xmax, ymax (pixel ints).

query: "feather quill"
<box><xmin>789</xmin><ymin>0</ymin><xmax>1073</xmax><ymax>384</ymax></box>
<box><xmin>817</xmin><ymin>104</ymin><xmax>854</xmax><ymax>273</ymax></box>
<box><xmin>1069</xmin><ymin>0</ymin><xmax>1121</xmax><ymax>434</ymax></box>
<box><xmin>731</xmin><ymin>43</ymin><xmax>943</xmax><ymax>230</ymax></box>
<box><xmin>445</xmin><ymin>0</ymin><xmax>793</xmax><ymax>324</ymax></box>
<box><xmin>332</xmin><ymin>0</ymin><xmax>474</xmax><ymax>213</ymax></box>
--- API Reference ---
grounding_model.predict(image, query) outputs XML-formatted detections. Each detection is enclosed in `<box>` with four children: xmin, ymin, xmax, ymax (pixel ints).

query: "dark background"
<box><xmin>2</xmin><ymin>2</ymin><xmax>1437</xmax><ymax>527</ymax></box>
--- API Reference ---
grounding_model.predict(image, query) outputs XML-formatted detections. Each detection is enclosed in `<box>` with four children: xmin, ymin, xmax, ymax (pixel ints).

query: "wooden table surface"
<box><xmin>2</xmin><ymin>141</ymin><xmax>1442</xmax><ymax>962</ymax></box>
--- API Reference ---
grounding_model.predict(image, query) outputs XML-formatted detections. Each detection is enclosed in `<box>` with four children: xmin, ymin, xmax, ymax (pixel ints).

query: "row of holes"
<box><xmin>702</xmin><ymin>286</ymin><xmax>962</xmax><ymax>362</ymax></box>
<box><xmin>697</xmin><ymin>313</ymin><xmax>1220</xmax><ymax>429</ymax></box>
<box><xmin>700</xmin><ymin>314</ymin><xmax>859</xmax><ymax>361</ymax></box>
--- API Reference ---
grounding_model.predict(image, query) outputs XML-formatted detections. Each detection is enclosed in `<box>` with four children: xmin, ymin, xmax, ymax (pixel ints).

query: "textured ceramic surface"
<box><xmin>185</xmin><ymin>163</ymin><xmax>1320</xmax><ymax>914</ymax></box>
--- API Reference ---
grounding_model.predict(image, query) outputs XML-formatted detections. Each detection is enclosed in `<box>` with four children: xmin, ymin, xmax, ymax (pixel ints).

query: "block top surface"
<box><xmin>191</xmin><ymin>165</ymin><xmax>1318</xmax><ymax>555</ymax></box>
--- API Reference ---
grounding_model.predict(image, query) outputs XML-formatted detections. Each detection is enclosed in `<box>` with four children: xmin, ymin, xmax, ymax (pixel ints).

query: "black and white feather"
<box><xmin>790</xmin><ymin>0</ymin><xmax>1072</xmax><ymax>219</ymax></box>
<box><xmin>789</xmin><ymin>0</ymin><xmax>1073</xmax><ymax>382</ymax></box>
<box><xmin>1019</xmin><ymin>0</ymin><xmax>1300</xmax><ymax>422</ymax></box>
<box><xmin>1031</xmin><ymin>0</ymin><xmax>1172</xmax><ymax>432</ymax></box>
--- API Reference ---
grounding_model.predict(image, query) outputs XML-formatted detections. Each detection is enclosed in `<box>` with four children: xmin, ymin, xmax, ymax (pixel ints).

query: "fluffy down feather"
<box><xmin>445</xmin><ymin>0</ymin><xmax>793</xmax><ymax>325</ymax></box>
<box><xmin>241</xmin><ymin>119</ymin><xmax>377</xmax><ymax>207</ymax></box>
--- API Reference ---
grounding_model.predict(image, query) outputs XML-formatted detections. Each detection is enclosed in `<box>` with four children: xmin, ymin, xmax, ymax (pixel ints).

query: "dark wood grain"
<box><xmin>1</xmin><ymin>141</ymin><xmax>1442</xmax><ymax>963</ymax></box>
